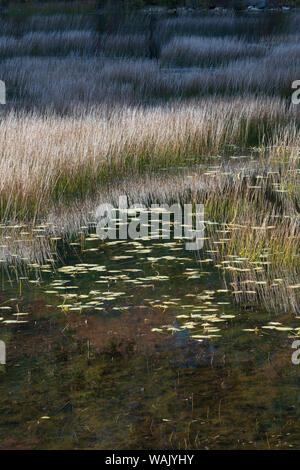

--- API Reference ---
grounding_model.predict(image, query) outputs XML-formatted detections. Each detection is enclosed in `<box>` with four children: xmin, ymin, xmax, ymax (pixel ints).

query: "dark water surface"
<box><xmin>0</xmin><ymin>235</ymin><xmax>299</xmax><ymax>450</ymax></box>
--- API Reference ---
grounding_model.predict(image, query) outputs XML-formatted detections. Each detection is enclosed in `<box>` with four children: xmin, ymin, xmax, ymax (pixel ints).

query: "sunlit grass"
<box><xmin>0</xmin><ymin>97</ymin><xmax>298</xmax><ymax>221</ymax></box>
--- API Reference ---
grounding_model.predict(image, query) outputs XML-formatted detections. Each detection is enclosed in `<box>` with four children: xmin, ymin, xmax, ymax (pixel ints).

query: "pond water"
<box><xmin>0</xmin><ymin>232</ymin><xmax>299</xmax><ymax>450</ymax></box>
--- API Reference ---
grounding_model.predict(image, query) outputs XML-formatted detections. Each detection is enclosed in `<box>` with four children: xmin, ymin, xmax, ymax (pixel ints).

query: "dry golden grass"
<box><xmin>0</xmin><ymin>96</ymin><xmax>298</xmax><ymax>220</ymax></box>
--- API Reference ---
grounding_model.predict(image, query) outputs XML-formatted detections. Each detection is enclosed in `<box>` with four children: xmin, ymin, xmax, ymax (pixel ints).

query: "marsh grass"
<box><xmin>0</xmin><ymin>7</ymin><xmax>298</xmax><ymax>316</ymax></box>
<box><xmin>2</xmin><ymin>55</ymin><xmax>299</xmax><ymax>115</ymax></box>
<box><xmin>98</xmin><ymin>33</ymin><xmax>149</xmax><ymax>58</ymax></box>
<box><xmin>160</xmin><ymin>36</ymin><xmax>266</xmax><ymax>67</ymax></box>
<box><xmin>0</xmin><ymin>152</ymin><xmax>298</xmax><ymax>315</ymax></box>
<box><xmin>0</xmin><ymin>96</ymin><xmax>298</xmax><ymax>221</ymax></box>
<box><xmin>0</xmin><ymin>30</ymin><xmax>98</xmax><ymax>57</ymax></box>
<box><xmin>156</xmin><ymin>11</ymin><xmax>296</xmax><ymax>41</ymax></box>
<box><xmin>12</xmin><ymin>158</ymin><xmax>299</xmax><ymax>308</ymax></box>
